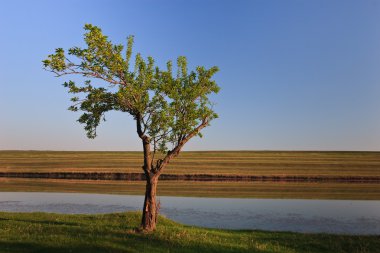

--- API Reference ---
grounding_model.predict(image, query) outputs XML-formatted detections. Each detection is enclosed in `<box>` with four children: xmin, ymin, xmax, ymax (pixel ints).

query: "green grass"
<box><xmin>1</xmin><ymin>178</ymin><xmax>380</xmax><ymax>200</ymax></box>
<box><xmin>1</xmin><ymin>150</ymin><xmax>380</xmax><ymax>177</ymax></box>
<box><xmin>0</xmin><ymin>212</ymin><xmax>379</xmax><ymax>253</ymax></box>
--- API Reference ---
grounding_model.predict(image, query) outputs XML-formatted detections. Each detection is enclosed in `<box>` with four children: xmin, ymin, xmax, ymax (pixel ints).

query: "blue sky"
<box><xmin>0</xmin><ymin>0</ymin><xmax>379</xmax><ymax>151</ymax></box>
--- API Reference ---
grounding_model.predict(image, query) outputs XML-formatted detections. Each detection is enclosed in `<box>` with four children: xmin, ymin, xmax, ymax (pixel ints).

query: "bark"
<box><xmin>137</xmin><ymin>114</ymin><xmax>160</xmax><ymax>231</ymax></box>
<box><xmin>136</xmin><ymin>115</ymin><xmax>209</xmax><ymax>232</ymax></box>
<box><xmin>141</xmin><ymin>176</ymin><xmax>159</xmax><ymax>231</ymax></box>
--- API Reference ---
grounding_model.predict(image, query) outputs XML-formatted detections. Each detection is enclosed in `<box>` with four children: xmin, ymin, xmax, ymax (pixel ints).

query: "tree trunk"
<box><xmin>141</xmin><ymin>176</ymin><xmax>159</xmax><ymax>231</ymax></box>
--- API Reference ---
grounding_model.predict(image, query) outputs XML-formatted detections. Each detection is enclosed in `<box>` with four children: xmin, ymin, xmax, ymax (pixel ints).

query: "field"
<box><xmin>0</xmin><ymin>212</ymin><xmax>379</xmax><ymax>253</ymax></box>
<box><xmin>1</xmin><ymin>151</ymin><xmax>380</xmax><ymax>200</ymax></box>
<box><xmin>1</xmin><ymin>178</ymin><xmax>380</xmax><ymax>200</ymax></box>
<box><xmin>1</xmin><ymin>150</ymin><xmax>380</xmax><ymax>177</ymax></box>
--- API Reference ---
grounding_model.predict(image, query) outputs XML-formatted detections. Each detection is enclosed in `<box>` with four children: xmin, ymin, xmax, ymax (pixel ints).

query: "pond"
<box><xmin>0</xmin><ymin>192</ymin><xmax>379</xmax><ymax>235</ymax></box>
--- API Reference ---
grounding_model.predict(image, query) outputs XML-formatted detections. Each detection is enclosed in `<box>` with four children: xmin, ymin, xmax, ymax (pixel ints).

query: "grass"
<box><xmin>0</xmin><ymin>211</ymin><xmax>379</xmax><ymax>253</ymax></box>
<box><xmin>1</xmin><ymin>178</ymin><xmax>380</xmax><ymax>200</ymax></box>
<box><xmin>1</xmin><ymin>150</ymin><xmax>380</xmax><ymax>177</ymax></box>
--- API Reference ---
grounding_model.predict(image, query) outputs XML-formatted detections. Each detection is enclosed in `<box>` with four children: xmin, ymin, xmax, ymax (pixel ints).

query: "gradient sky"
<box><xmin>1</xmin><ymin>0</ymin><xmax>379</xmax><ymax>151</ymax></box>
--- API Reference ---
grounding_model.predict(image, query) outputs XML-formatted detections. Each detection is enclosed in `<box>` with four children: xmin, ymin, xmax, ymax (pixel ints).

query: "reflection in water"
<box><xmin>0</xmin><ymin>192</ymin><xmax>379</xmax><ymax>235</ymax></box>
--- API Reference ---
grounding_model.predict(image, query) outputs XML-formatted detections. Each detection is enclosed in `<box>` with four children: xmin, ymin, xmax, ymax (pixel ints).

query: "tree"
<box><xmin>43</xmin><ymin>24</ymin><xmax>220</xmax><ymax>231</ymax></box>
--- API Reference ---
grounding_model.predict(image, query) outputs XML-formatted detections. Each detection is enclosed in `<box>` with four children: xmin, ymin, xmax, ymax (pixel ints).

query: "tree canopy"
<box><xmin>43</xmin><ymin>24</ymin><xmax>219</xmax><ymax>160</ymax></box>
<box><xmin>43</xmin><ymin>24</ymin><xmax>220</xmax><ymax>230</ymax></box>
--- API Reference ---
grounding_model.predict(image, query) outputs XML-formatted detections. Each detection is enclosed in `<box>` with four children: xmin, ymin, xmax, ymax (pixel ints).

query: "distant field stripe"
<box><xmin>1</xmin><ymin>151</ymin><xmax>380</xmax><ymax>178</ymax></box>
<box><xmin>1</xmin><ymin>178</ymin><xmax>380</xmax><ymax>200</ymax></box>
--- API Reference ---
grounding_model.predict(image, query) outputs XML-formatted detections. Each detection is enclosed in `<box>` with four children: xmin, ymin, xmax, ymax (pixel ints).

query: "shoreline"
<box><xmin>1</xmin><ymin>172</ymin><xmax>380</xmax><ymax>183</ymax></box>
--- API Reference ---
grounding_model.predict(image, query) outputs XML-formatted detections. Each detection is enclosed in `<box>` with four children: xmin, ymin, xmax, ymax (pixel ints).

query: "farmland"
<box><xmin>1</xmin><ymin>151</ymin><xmax>379</xmax><ymax>199</ymax></box>
<box><xmin>1</xmin><ymin>151</ymin><xmax>379</xmax><ymax>177</ymax></box>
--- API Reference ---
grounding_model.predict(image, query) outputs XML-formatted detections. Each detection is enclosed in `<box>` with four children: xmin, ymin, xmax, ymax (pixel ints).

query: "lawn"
<box><xmin>0</xmin><ymin>211</ymin><xmax>379</xmax><ymax>253</ymax></box>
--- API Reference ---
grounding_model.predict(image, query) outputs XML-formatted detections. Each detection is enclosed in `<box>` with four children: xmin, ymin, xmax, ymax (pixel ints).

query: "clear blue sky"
<box><xmin>1</xmin><ymin>0</ymin><xmax>379</xmax><ymax>151</ymax></box>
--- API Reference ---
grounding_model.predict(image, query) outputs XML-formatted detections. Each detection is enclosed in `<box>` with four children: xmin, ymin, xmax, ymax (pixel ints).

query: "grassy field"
<box><xmin>1</xmin><ymin>178</ymin><xmax>380</xmax><ymax>200</ymax></box>
<box><xmin>0</xmin><ymin>211</ymin><xmax>379</xmax><ymax>253</ymax></box>
<box><xmin>1</xmin><ymin>150</ymin><xmax>380</xmax><ymax>177</ymax></box>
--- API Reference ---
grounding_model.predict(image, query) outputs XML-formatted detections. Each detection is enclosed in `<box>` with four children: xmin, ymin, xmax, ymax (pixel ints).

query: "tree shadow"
<box><xmin>0</xmin><ymin>237</ymin><xmax>268</xmax><ymax>253</ymax></box>
<box><xmin>0</xmin><ymin>217</ymin><xmax>80</xmax><ymax>227</ymax></box>
<box><xmin>0</xmin><ymin>241</ymin><xmax>121</xmax><ymax>253</ymax></box>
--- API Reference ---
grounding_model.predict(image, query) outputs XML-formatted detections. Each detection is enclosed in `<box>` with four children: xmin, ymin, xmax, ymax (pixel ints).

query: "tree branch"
<box><xmin>155</xmin><ymin>118</ymin><xmax>209</xmax><ymax>176</ymax></box>
<box><xmin>137</xmin><ymin>114</ymin><xmax>152</xmax><ymax>176</ymax></box>
<box><xmin>55</xmin><ymin>69</ymin><xmax>122</xmax><ymax>85</ymax></box>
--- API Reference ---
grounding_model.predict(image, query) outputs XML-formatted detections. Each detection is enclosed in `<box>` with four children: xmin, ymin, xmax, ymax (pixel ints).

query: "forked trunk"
<box><xmin>141</xmin><ymin>176</ymin><xmax>158</xmax><ymax>231</ymax></box>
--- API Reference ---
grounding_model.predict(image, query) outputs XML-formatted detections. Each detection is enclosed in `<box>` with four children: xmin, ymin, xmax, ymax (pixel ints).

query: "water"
<box><xmin>0</xmin><ymin>192</ymin><xmax>379</xmax><ymax>235</ymax></box>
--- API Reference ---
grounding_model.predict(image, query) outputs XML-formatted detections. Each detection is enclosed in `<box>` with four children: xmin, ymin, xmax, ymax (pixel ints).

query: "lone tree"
<box><xmin>43</xmin><ymin>24</ymin><xmax>220</xmax><ymax>231</ymax></box>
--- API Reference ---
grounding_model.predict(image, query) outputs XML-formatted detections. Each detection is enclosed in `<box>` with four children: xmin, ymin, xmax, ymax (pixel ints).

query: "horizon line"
<box><xmin>1</xmin><ymin>149</ymin><xmax>379</xmax><ymax>153</ymax></box>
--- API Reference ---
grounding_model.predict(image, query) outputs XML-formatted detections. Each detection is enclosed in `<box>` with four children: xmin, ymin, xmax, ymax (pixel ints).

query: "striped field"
<box><xmin>1</xmin><ymin>151</ymin><xmax>380</xmax><ymax>177</ymax></box>
<box><xmin>1</xmin><ymin>151</ymin><xmax>379</xmax><ymax>199</ymax></box>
